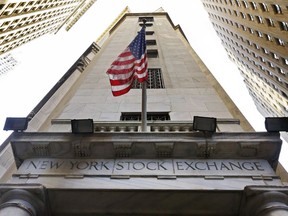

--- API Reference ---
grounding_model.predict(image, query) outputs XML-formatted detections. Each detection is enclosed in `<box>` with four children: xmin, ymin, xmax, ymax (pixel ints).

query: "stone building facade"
<box><xmin>0</xmin><ymin>11</ymin><xmax>287</xmax><ymax>215</ymax></box>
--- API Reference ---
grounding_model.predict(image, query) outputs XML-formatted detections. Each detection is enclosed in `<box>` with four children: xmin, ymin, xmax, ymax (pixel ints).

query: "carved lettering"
<box><xmin>206</xmin><ymin>162</ymin><xmax>218</xmax><ymax>170</ymax></box>
<box><xmin>147</xmin><ymin>161</ymin><xmax>157</xmax><ymax>170</ymax></box>
<box><xmin>26</xmin><ymin>161</ymin><xmax>39</xmax><ymax>169</ymax></box>
<box><xmin>184</xmin><ymin>161</ymin><xmax>196</xmax><ymax>170</ymax></box>
<box><xmin>228</xmin><ymin>162</ymin><xmax>242</xmax><ymax>170</ymax></box>
<box><xmin>100</xmin><ymin>161</ymin><xmax>110</xmax><ymax>170</ymax></box>
<box><xmin>220</xmin><ymin>162</ymin><xmax>230</xmax><ymax>170</ymax></box>
<box><xmin>176</xmin><ymin>162</ymin><xmax>184</xmax><ymax>170</ymax></box>
<box><xmin>195</xmin><ymin>162</ymin><xmax>205</xmax><ymax>170</ymax></box>
<box><xmin>26</xmin><ymin>160</ymin><xmax>64</xmax><ymax>170</ymax></box>
<box><xmin>115</xmin><ymin>161</ymin><xmax>124</xmax><ymax>170</ymax></box>
<box><xmin>50</xmin><ymin>161</ymin><xmax>64</xmax><ymax>169</ymax></box>
<box><xmin>89</xmin><ymin>161</ymin><xmax>99</xmax><ymax>170</ymax></box>
<box><xmin>20</xmin><ymin>159</ymin><xmax>274</xmax><ymax>177</ymax></box>
<box><xmin>253</xmin><ymin>161</ymin><xmax>264</xmax><ymax>171</ymax></box>
<box><xmin>70</xmin><ymin>161</ymin><xmax>78</xmax><ymax>170</ymax></box>
<box><xmin>242</xmin><ymin>162</ymin><xmax>255</xmax><ymax>171</ymax></box>
<box><xmin>133</xmin><ymin>162</ymin><xmax>145</xmax><ymax>170</ymax></box>
<box><xmin>157</xmin><ymin>161</ymin><xmax>168</xmax><ymax>170</ymax></box>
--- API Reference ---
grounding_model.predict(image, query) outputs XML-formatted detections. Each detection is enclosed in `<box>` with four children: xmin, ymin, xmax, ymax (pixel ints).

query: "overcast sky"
<box><xmin>0</xmin><ymin>0</ymin><xmax>286</xmax><ymax>168</ymax></box>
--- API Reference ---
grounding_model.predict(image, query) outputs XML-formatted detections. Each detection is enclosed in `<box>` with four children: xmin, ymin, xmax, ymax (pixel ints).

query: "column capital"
<box><xmin>0</xmin><ymin>184</ymin><xmax>48</xmax><ymax>216</ymax></box>
<box><xmin>240</xmin><ymin>186</ymin><xmax>288</xmax><ymax>216</ymax></box>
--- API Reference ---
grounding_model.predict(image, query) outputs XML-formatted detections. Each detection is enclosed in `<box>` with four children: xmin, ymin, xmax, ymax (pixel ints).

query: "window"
<box><xmin>147</xmin><ymin>49</ymin><xmax>158</xmax><ymax>58</ymax></box>
<box><xmin>139</xmin><ymin>23</ymin><xmax>153</xmax><ymax>27</ymax></box>
<box><xmin>146</xmin><ymin>31</ymin><xmax>154</xmax><ymax>35</ymax></box>
<box><xmin>265</xmin><ymin>34</ymin><xmax>273</xmax><ymax>41</ymax></box>
<box><xmin>250</xmin><ymin>2</ymin><xmax>257</xmax><ymax>10</ymax></box>
<box><xmin>277</xmin><ymin>67</ymin><xmax>285</xmax><ymax>75</ymax></box>
<box><xmin>255</xmin><ymin>16</ymin><xmax>263</xmax><ymax>23</ymax></box>
<box><xmin>138</xmin><ymin>17</ymin><xmax>154</xmax><ymax>23</ymax></box>
<box><xmin>248</xmin><ymin>14</ymin><xmax>254</xmax><ymax>21</ymax></box>
<box><xmin>8</xmin><ymin>3</ymin><xmax>16</xmax><ymax>8</ymax></box>
<box><xmin>242</xmin><ymin>0</ymin><xmax>248</xmax><ymax>8</ymax></box>
<box><xmin>259</xmin><ymin>3</ymin><xmax>268</xmax><ymax>11</ymax></box>
<box><xmin>256</xmin><ymin>30</ymin><xmax>263</xmax><ymax>37</ymax></box>
<box><xmin>132</xmin><ymin>68</ymin><xmax>164</xmax><ymax>89</ymax></box>
<box><xmin>271</xmin><ymin>53</ymin><xmax>279</xmax><ymax>60</ymax></box>
<box><xmin>271</xmin><ymin>4</ymin><xmax>282</xmax><ymax>14</ymax></box>
<box><xmin>279</xmin><ymin>21</ymin><xmax>288</xmax><ymax>31</ymax></box>
<box><xmin>266</xmin><ymin>18</ymin><xmax>275</xmax><ymax>27</ymax></box>
<box><xmin>235</xmin><ymin>0</ymin><xmax>241</xmax><ymax>7</ymax></box>
<box><xmin>249</xmin><ymin>27</ymin><xmax>254</xmax><ymax>34</ymax></box>
<box><xmin>275</xmin><ymin>38</ymin><xmax>285</xmax><ymax>46</ymax></box>
<box><xmin>269</xmin><ymin>62</ymin><xmax>275</xmax><ymax>68</ymax></box>
<box><xmin>146</xmin><ymin>39</ymin><xmax>156</xmax><ymax>46</ymax></box>
<box><xmin>240</xmin><ymin>12</ymin><xmax>246</xmax><ymax>19</ymax></box>
<box><xmin>120</xmin><ymin>112</ymin><xmax>170</xmax><ymax>121</ymax></box>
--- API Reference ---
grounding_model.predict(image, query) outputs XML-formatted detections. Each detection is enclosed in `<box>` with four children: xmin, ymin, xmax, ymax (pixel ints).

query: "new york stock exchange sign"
<box><xmin>17</xmin><ymin>159</ymin><xmax>276</xmax><ymax>177</ymax></box>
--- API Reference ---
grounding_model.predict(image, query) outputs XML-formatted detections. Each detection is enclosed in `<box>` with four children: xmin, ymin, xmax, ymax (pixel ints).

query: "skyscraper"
<box><xmin>0</xmin><ymin>53</ymin><xmax>18</xmax><ymax>76</ymax></box>
<box><xmin>0</xmin><ymin>0</ymin><xmax>96</xmax><ymax>55</ymax></box>
<box><xmin>0</xmin><ymin>10</ymin><xmax>287</xmax><ymax>215</ymax></box>
<box><xmin>201</xmin><ymin>0</ymin><xmax>288</xmax><ymax>119</ymax></box>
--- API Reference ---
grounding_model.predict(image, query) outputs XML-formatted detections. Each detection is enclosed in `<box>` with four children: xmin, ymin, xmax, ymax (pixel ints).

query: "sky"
<box><xmin>0</xmin><ymin>0</ymin><xmax>286</xmax><ymax>168</ymax></box>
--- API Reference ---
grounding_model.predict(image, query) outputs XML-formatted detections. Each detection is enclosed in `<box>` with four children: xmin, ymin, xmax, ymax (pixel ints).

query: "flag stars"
<box><xmin>129</xmin><ymin>27</ymin><xmax>146</xmax><ymax>60</ymax></box>
<box><xmin>107</xmin><ymin>26</ymin><xmax>148</xmax><ymax>96</ymax></box>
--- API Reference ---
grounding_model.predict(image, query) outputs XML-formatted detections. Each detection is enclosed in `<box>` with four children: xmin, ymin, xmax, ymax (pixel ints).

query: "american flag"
<box><xmin>106</xmin><ymin>27</ymin><xmax>148</xmax><ymax>96</ymax></box>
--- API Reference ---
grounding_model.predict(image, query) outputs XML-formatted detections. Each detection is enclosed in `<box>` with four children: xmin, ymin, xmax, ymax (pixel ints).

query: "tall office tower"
<box><xmin>201</xmin><ymin>0</ymin><xmax>288</xmax><ymax>119</ymax></box>
<box><xmin>0</xmin><ymin>0</ymin><xmax>96</xmax><ymax>55</ymax></box>
<box><xmin>0</xmin><ymin>52</ymin><xmax>18</xmax><ymax>76</ymax></box>
<box><xmin>64</xmin><ymin>0</ymin><xmax>96</xmax><ymax>31</ymax></box>
<box><xmin>0</xmin><ymin>10</ymin><xmax>287</xmax><ymax>215</ymax></box>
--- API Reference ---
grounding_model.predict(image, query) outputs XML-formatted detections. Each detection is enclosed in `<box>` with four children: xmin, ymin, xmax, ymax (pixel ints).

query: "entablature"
<box><xmin>10</xmin><ymin>131</ymin><xmax>282</xmax><ymax>170</ymax></box>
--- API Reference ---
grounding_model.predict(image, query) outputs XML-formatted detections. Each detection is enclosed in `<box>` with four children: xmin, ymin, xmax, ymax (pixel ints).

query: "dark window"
<box><xmin>271</xmin><ymin>4</ymin><xmax>282</xmax><ymax>14</ymax></box>
<box><xmin>242</xmin><ymin>0</ymin><xmax>248</xmax><ymax>8</ymax></box>
<box><xmin>266</xmin><ymin>18</ymin><xmax>275</xmax><ymax>27</ymax></box>
<box><xmin>139</xmin><ymin>23</ymin><xmax>153</xmax><ymax>27</ymax></box>
<box><xmin>147</xmin><ymin>49</ymin><xmax>158</xmax><ymax>58</ymax></box>
<box><xmin>259</xmin><ymin>3</ymin><xmax>268</xmax><ymax>11</ymax></box>
<box><xmin>275</xmin><ymin>38</ymin><xmax>284</xmax><ymax>46</ymax></box>
<box><xmin>146</xmin><ymin>31</ymin><xmax>154</xmax><ymax>35</ymax></box>
<box><xmin>138</xmin><ymin>17</ymin><xmax>154</xmax><ymax>22</ymax></box>
<box><xmin>250</xmin><ymin>2</ymin><xmax>257</xmax><ymax>9</ymax></box>
<box><xmin>120</xmin><ymin>112</ymin><xmax>170</xmax><ymax>121</ymax></box>
<box><xmin>279</xmin><ymin>21</ymin><xmax>288</xmax><ymax>31</ymax></box>
<box><xmin>132</xmin><ymin>68</ymin><xmax>164</xmax><ymax>89</ymax></box>
<box><xmin>146</xmin><ymin>39</ymin><xmax>156</xmax><ymax>45</ymax></box>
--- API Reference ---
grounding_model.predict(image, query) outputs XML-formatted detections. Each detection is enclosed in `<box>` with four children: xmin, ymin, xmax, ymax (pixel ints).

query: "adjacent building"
<box><xmin>201</xmin><ymin>0</ymin><xmax>288</xmax><ymax>119</ymax></box>
<box><xmin>0</xmin><ymin>0</ymin><xmax>96</xmax><ymax>55</ymax></box>
<box><xmin>0</xmin><ymin>10</ymin><xmax>287</xmax><ymax>215</ymax></box>
<box><xmin>0</xmin><ymin>52</ymin><xmax>18</xmax><ymax>76</ymax></box>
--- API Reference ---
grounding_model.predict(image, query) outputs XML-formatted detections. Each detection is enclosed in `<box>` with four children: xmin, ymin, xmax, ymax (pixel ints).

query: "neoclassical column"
<box><xmin>0</xmin><ymin>189</ymin><xmax>44</xmax><ymax>216</ymax></box>
<box><xmin>243</xmin><ymin>187</ymin><xmax>288</xmax><ymax>216</ymax></box>
<box><xmin>0</xmin><ymin>200</ymin><xmax>35</xmax><ymax>216</ymax></box>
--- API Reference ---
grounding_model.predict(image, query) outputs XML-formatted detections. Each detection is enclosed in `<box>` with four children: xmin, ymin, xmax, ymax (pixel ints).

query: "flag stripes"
<box><xmin>106</xmin><ymin>27</ymin><xmax>148</xmax><ymax>96</ymax></box>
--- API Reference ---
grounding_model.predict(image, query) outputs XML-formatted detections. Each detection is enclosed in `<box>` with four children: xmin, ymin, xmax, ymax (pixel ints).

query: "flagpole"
<box><xmin>141</xmin><ymin>19</ymin><xmax>147</xmax><ymax>132</ymax></box>
<box><xmin>141</xmin><ymin>80</ymin><xmax>147</xmax><ymax>132</ymax></box>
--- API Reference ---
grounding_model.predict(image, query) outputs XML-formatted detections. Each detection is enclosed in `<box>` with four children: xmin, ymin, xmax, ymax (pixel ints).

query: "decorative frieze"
<box><xmin>10</xmin><ymin>131</ymin><xmax>282</xmax><ymax>170</ymax></box>
<box><xmin>113</xmin><ymin>142</ymin><xmax>132</xmax><ymax>158</ymax></box>
<box><xmin>16</xmin><ymin>159</ymin><xmax>277</xmax><ymax>178</ymax></box>
<box><xmin>155</xmin><ymin>142</ymin><xmax>174</xmax><ymax>158</ymax></box>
